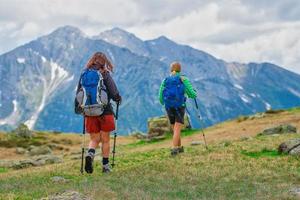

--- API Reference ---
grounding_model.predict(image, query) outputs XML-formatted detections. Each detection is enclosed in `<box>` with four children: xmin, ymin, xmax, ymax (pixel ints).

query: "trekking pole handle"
<box><xmin>83</xmin><ymin>115</ymin><xmax>86</xmax><ymax>134</ymax></box>
<box><xmin>116</xmin><ymin>102</ymin><xmax>120</xmax><ymax>120</ymax></box>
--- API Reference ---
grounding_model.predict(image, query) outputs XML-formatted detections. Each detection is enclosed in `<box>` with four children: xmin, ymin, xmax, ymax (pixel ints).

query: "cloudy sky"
<box><xmin>0</xmin><ymin>0</ymin><xmax>300</xmax><ymax>74</ymax></box>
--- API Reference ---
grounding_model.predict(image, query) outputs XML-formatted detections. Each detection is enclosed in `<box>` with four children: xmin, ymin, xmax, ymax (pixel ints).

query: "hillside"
<box><xmin>0</xmin><ymin>26</ymin><xmax>300</xmax><ymax>134</ymax></box>
<box><xmin>0</xmin><ymin>107</ymin><xmax>299</xmax><ymax>199</ymax></box>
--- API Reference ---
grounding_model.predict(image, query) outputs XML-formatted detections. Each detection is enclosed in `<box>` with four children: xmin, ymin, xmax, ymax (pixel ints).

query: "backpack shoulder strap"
<box><xmin>180</xmin><ymin>75</ymin><xmax>186</xmax><ymax>83</ymax></box>
<box><xmin>76</xmin><ymin>69</ymin><xmax>86</xmax><ymax>93</ymax></box>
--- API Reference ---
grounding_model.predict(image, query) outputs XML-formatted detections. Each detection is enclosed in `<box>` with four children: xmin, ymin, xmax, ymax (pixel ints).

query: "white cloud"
<box><xmin>0</xmin><ymin>0</ymin><xmax>299</xmax><ymax>74</ymax></box>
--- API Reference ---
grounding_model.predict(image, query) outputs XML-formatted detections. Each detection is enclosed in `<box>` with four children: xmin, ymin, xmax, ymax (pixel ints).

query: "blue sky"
<box><xmin>0</xmin><ymin>0</ymin><xmax>299</xmax><ymax>74</ymax></box>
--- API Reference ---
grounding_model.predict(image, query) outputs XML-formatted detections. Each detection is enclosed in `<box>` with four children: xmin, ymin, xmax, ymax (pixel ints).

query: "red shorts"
<box><xmin>85</xmin><ymin>115</ymin><xmax>115</xmax><ymax>133</ymax></box>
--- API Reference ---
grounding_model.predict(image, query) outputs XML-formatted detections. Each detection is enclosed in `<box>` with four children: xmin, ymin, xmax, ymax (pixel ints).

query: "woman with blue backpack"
<box><xmin>75</xmin><ymin>52</ymin><xmax>121</xmax><ymax>173</ymax></box>
<box><xmin>159</xmin><ymin>62</ymin><xmax>197</xmax><ymax>156</ymax></box>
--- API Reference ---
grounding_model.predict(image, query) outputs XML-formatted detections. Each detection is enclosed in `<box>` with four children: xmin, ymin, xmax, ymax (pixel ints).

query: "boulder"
<box><xmin>278</xmin><ymin>138</ymin><xmax>300</xmax><ymax>155</ymax></box>
<box><xmin>12</xmin><ymin>123</ymin><xmax>33</xmax><ymax>138</ymax></box>
<box><xmin>0</xmin><ymin>160</ymin><xmax>16</xmax><ymax>168</ymax></box>
<box><xmin>147</xmin><ymin>116</ymin><xmax>170</xmax><ymax>137</ymax></box>
<box><xmin>130</xmin><ymin>132</ymin><xmax>147</xmax><ymax>139</ymax></box>
<box><xmin>12</xmin><ymin>155</ymin><xmax>62</xmax><ymax>169</ymax></box>
<box><xmin>147</xmin><ymin>115</ymin><xmax>191</xmax><ymax>138</ymax></box>
<box><xmin>15</xmin><ymin>147</ymin><xmax>27</xmax><ymax>154</ymax></box>
<box><xmin>259</xmin><ymin>124</ymin><xmax>297</xmax><ymax>136</ymax></box>
<box><xmin>28</xmin><ymin>146</ymin><xmax>52</xmax><ymax>156</ymax></box>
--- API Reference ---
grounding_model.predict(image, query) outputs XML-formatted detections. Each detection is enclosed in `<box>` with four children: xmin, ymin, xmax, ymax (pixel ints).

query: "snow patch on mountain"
<box><xmin>240</xmin><ymin>94</ymin><xmax>250</xmax><ymax>103</ymax></box>
<box><xmin>107</xmin><ymin>49</ymin><xmax>115</xmax><ymax>62</ymax></box>
<box><xmin>288</xmin><ymin>87</ymin><xmax>300</xmax><ymax>98</ymax></box>
<box><xmin>0</xmin><ymin>100</ymin><xmax>20</xmax><ymax>125</ymax></box>
<box><xmin>41</xmin><ymin>56</ymin><xmax>46</xmax><ymax>63</ymax></box>
<box><xmin>17</xmin><ymin>58</ymin><xmax>25</xmax><ymax>64</ymax></box>
<box><xmin>25</xmin><ymin>59</ymin><xmax>73</xmax><ymax>129</ymax></box>
<box><xmin>160</xmin><ymin>56</ymin><xmax>167</xmax><ymax>61</ymax></box>
<box><xmin>263</xmin><ymin>101</ymin><xmax>272</xmax><ymax>110</ymax></box>
<box><xmin>234</xmin><ymin>84</ymin><xmax>243</xmax><ymax>90</ymax></box>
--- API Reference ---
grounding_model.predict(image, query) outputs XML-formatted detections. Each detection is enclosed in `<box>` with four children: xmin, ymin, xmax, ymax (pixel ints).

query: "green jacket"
<box><xmin>158</xmin><ymin>72</ymin><xmax>197</xmax><ymax>106</ymax></box>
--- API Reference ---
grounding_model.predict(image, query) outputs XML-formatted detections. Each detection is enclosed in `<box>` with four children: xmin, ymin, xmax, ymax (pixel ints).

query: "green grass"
<box><xmin>126</xmin><ymin>129</ymin><xmax>200</xmax><ymax>147</ymax></box>
<box><xmin>287</xmin><ymin>107</ymin><xmax>300</xmax><ymax>114</ymax></box>
<box><xmin>0</xmin><ymin>134</ymin><xmax>45</xmax><ymax>148</ymax></box>
<box><xmin>0</xmin><ymin>168</ymin><xmax>8</xmax><ymax>174</ymax></box>
<box><xmin>1</xmin><ymin>133</ymin><xmax>300</xmax><ymax>199</ymax></box>
<box><xmin>241</xmin><ymin>149</ymin><xmax>284</xmax><ymax>158</ymax></box>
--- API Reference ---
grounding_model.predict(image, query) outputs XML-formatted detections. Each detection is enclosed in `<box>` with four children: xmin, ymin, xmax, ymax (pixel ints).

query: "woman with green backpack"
<box><xmin>158</xmin><ymin>62</ymin><xmax>197</xmax><ymax>156</ymax></box>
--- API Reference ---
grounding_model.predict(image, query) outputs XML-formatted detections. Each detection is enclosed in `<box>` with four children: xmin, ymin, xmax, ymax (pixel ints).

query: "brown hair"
<box><xmin>86</xmin><ymin>52</ymin><xmax>114</xmax><ymax>72</ymax></box>
<box><xmin>170</xmin><ymin>62</ymin><xmax>181</xmax><ymax>72</ymax></box>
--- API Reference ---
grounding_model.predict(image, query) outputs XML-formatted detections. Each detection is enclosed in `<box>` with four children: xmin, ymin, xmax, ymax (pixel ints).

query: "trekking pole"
<box><xmin>111</xmin><ymin>102</ymin><xmax>119</xmax><ymax>168</ymax></box>
<box><xmin>80</xmin><ymin>116</ymin><xmax>86</xmax><ymax>174</ymax></box>
<box><xmin>194</xmin><ymin>99</ymin><xmax>208</xmax><ymax>149</ymax></box>
<box><xmin>185</xmin><ymin>106</ymin><xmax>193</xmax><ymax>129</ymax></box>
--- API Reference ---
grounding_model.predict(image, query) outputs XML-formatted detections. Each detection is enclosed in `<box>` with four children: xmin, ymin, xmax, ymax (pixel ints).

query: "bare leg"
<box><xmin>89</xmin><ymin>133</ymin><xmax>101</xmax><ymax>149</ymax></box>
<box><xmin>85</xmin><ymin>133</ymin><xmax>101</xmax><ymax>173</ymax></box>
<box><xmin>171</xmin><ymin>124</ymin><xmax>181</xmax><ymax>147</ymax></box>
<box><xmin>100</xmin><ymin>131</ymin><xmax>110</xmax><ymax>158</ymax></box>
<box><xmin>173</xmin><ymin>122</ymin><xmax>183</xmax><ymax>147</ymax></box>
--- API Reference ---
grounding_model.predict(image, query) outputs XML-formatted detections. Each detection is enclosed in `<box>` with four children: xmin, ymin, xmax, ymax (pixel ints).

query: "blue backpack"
<box><xmin>75</xmin><ymin>69</ymin><xmax>108</xmax><ymax>116</ymax></box>
<box><xmin>163</xmin><ymin>75</ymin><xmax>186</xmax><ymax>109</ymax></box>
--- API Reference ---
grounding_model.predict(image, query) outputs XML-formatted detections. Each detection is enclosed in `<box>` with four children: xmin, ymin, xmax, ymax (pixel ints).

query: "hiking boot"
<box><xmin>179</xmin><ymin>146</ymin><xmax>184</xmax><ymax>153</ymax></box>
<box><xmin>171</xmin><ymin>148</ymin><xmax>180</xmax><ymax>156</ymax></box>
<box><xmin>102</xmin><ymin>164</ymin><xmax>111</xmax><ymax>173</ymax></box>
<box><xmin>85</xmin><ymin>153</ymin><xmax>94</xmax><ymax>174</ymax></box>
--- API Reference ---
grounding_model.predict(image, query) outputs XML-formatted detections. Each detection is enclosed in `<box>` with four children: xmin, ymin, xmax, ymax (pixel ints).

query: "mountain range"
<box><xmin>0</xmin><ymin>26</ymin><xmax>299</xmax><ymax>134</ymax></box>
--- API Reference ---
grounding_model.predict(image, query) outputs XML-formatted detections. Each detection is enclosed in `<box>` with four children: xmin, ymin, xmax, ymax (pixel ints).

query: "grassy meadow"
<box><xmin>0</xmin><ymin>108</ymin><xmax>299</xmax><ymax>199</ymax></box>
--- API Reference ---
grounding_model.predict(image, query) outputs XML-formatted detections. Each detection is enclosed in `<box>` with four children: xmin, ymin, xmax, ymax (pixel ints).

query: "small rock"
<box><xmin>15</xmin><ymin>147</ymin><xmax>27</xmax><ymax>154</ymax></box>
<box><xmin>259</xmin><ymin>124</ymin><xmax>297</xmax><ymax>136</ymax></box>
<box><xmin>29</xmin><ymin>146</ymin><xmax>52</xmax><ymax>156</ymax></box>
<box><xmin>289</xmin><ymin>145</ymin><xmax>300</xmax><ymax>155</ymax></box>
<box><xmin>0</xmin><ymin>160</ymin><xmax>16</xmax><ymax>168</ymax></box>
<box><xmin>278</xmin><ymin>138</ymin><xmax>300</xmax><ymax>155</ymax></box>
<box><xmin>191</xmin><ymin>141</ymin><xmax>205</xmax><ymax>146</ymax></box>
<box><xmin>271</xmin><ymin>134</ymin><xmax>280</xmax><ymax>137</ymax></box>
<box><xmin>51</xmin><ymin>176</ymin><xmax>69</xmax><ymax>183</ymax></box>
<box><xmin>48</xmin><ymin>143</ymin><xmax>64</xmax><ymax>150</ymax></box>
<box><xmin>12</xmin><ymin>159</ymin><xmax>34</xmax><ymax>169</ymax></box>
<box><xmin>240</xmin><ymin>136</ymin><xmax>252</xmax><ymax>141</ymax></box>
<box><xmin>35</xmin><ymin>155</ymin><xmax>63</xmax><ymax>164</ymax></box>
<box><xmin>290</xmin><ymin>187</ymin><xmax>300</xmax><ymax>197</ymax></box>
<box><xmin>41</xmin><ymin>190</ymin><xmax>90</xmax><ymax>200</ymax></box>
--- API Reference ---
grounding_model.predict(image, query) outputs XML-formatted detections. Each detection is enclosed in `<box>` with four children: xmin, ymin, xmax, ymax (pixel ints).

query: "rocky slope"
<box><xmin>0</xmin><ymin>26</ymin><xmax>299</xmax><ymax>133</ymax></box>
